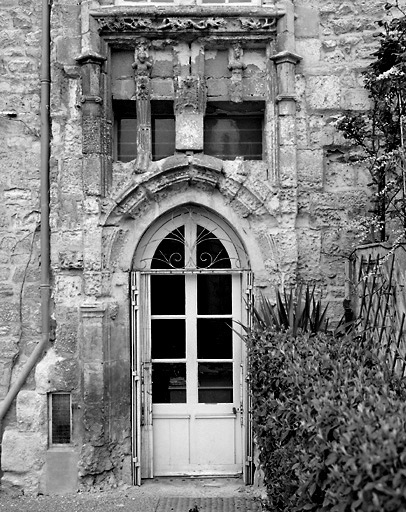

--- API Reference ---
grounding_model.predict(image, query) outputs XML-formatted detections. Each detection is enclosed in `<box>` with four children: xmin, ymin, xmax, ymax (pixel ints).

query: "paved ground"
<box><xmin>0</xmin><ymin>477</ymin><xmax>265</xmax><ymax>512</ymax></box>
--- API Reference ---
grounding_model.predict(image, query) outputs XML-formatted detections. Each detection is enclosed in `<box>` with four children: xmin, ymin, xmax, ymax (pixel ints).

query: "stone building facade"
<box><xmin>0</xmin><ymin>0</ymin><xmax>384</xmax><ymax>495</ymax></box>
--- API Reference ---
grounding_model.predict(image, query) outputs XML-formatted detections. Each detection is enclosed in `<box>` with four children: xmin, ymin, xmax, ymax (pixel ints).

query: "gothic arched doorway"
<box><xmin>131</xmin><ymin>205</ymin><xmax>253</xmax><ymax>484</ymax></box>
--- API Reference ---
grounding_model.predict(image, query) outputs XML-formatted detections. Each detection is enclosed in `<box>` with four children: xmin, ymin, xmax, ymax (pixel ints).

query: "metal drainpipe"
<box><xmin>0</xmin><ymin>0</ymin><xmax>51</xmax><ymax>427</ymax></box>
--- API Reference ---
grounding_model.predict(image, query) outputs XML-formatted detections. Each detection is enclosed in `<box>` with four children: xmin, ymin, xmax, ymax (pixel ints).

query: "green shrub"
<box><xmin>247</xmin><ymin>328</ymin><xmax>406</xmax><ymax>511</ymax></box>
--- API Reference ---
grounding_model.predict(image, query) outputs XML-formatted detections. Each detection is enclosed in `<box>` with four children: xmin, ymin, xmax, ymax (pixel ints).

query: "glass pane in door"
<box><xmin>197</xmin><ymin>319</ymin><xmax>232</xmax><ymax>359</ymax></box>
<box><xmin>197</xmin><ymin>274</ymin><xmax>231</xmax><ymax>314</ymax></box>
<box><xmin>198</xmin><ymin>363</ymin><xmax>233</xmax><ymax>403</ymax></box>
<box><xmin>151</xmin><ymin>319</ymin><xmax>185</xmax><ymax>359</ymax></box>
<box><xmin>152</xmin><ymin>363</ymin><xmax>186</xmax><ymax>403</ymax></box>
<box><xmin>151</xmin><ymin>275</ymin><xmax>185</xmax><ymax>314</ymax></box>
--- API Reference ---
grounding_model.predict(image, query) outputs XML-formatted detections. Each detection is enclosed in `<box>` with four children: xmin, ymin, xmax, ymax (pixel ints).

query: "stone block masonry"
<box><xmin>0</xmin><ymin>0</ymin><xmax>43</xmax><ymax>473</ymax></box>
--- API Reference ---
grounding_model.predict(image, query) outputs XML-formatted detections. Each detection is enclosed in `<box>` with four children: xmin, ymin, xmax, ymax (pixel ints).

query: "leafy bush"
<box><xmin>247</xmin><ymin>328</ymin><xmax>406</xmax><ymax>511</ymax></box>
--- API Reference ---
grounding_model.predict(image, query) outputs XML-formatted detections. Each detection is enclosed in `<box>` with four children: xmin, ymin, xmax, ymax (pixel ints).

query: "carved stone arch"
<box><xmin>104</xmin><ymin>154</ymin><xmax>271</xmax><ymax>224</ymax></box>
<box><xmin>101</xmin><ymin>154</ymin><xmax>273</xmax><ymax>274</ymax></box>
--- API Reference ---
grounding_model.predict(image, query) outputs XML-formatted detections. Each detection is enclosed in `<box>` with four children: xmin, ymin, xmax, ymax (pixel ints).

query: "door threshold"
<box><xmin>139</xmin><ymin>475</ymin><xmax>247</xmax><ymax>497</ymax></box>
<box><xmin>149</xmin><ymin>473</ymin><xmax>243</xmax><ymax>480</ymax></box>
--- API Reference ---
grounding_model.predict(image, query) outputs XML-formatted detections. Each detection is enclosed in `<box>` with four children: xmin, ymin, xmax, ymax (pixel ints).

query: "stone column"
<box><xmin>76</xmin><ymin>51</ymin><xmax>107</xmax><ymax>196</ymax></box>
<box><xmin>132</xmin><ymin>38</ymin><xmax>152</xmax><ymax>172</ymax></box>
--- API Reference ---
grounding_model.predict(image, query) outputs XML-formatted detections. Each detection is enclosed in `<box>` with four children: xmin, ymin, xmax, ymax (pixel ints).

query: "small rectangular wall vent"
<box><xmin>50</xmin><ymin>393</ymin><xmax>72</xmax><ymax>445</ymax></box>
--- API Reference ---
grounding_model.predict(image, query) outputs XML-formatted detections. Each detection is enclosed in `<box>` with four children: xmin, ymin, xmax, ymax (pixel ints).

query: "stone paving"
<box><xmin>0</xmin><ymin>477</ymin><xmax>264</xmax><ymax>512</ymax></box>
<box><xmin>155</xmin><ymin>497</ymin><xmax>262</xmax><ymax>511</ymax></box>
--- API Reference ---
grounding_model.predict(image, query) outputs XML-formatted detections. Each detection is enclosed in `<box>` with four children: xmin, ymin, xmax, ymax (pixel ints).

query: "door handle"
<box><xmin>232</xmin><ymin>407</ymin><xmax>237</xmax><ymax>415</ymax></box>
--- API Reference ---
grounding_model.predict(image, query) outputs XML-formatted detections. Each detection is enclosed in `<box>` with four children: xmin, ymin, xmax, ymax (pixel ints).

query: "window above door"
<box><xmin>134</xmin><ymin>205</ymin><xmax>250</xmax><ymax>271</ymax></box>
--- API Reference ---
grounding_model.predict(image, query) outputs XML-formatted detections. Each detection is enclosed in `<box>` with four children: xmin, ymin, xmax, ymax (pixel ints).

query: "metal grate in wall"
<box><xmin>51</xmin><ymin>393</ymin><xmax>71</xmax><ymax>444</ymax></box>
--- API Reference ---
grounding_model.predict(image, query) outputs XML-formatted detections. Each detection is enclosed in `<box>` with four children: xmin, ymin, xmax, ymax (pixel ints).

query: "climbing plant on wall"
<box><xmin>336</xmin><ymin>1</ymin><xmax>406</xmax><ymax>242</ymax></box>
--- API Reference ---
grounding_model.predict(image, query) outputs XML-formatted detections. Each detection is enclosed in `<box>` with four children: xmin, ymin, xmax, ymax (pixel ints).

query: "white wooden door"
<box><xmin>133</xmin><ymin>207</ymin><xmax>250</xmax><ymax>478</ymax></box>
<box><xmin>150</xmin><ymin>271</ymin><xmax>242</xmax><ymax>476</ymax></box>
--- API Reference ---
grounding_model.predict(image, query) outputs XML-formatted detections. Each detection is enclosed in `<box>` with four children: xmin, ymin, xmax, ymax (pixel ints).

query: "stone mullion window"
<box><xmin>94</xmin><ymin>12</ymin><xmax>283</xmax><ymax>164</ymax></box>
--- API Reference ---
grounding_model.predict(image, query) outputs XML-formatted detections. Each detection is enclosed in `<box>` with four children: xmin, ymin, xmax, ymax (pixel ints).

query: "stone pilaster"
<box><xmin>270</xmin><ymin>50</ymin><xmax>301</xmax><ymax>189</ymax></box>
<box><xmin>271</xmin><ymin>50</ymin><xmax>302</xmax><ymax>283</ymax></box>
<box><xmin>76</xmin><ymin>51</ymin><xmax>107</xmax><ymax>196</ymax></box>
<box><xmin>79</xmin><ymin>303</ymin><xmax>106</xmax><ymax>452</ymax></box>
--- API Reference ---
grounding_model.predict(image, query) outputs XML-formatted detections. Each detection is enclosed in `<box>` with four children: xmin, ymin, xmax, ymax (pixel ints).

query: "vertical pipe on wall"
<box><xmin>40</xmin><ymin>0</ymin><xmax>51</xmax><ymax>344</ymax></box>
<box><xmin>0</xmin><ymin>0</ymin><xmax>51</xmax><ymax>426</ymax></box>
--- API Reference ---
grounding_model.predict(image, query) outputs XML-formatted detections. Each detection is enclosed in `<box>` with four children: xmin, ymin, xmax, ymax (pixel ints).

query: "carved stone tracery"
<box><xmin>95</xmin><ymin>16</ymin><xmax>278</xmax><ymax>35</ymax></box>
<box><xmin>174</xmin><ymin>76</ymin><xmax>206</xmax><ymax>115</ymax></box>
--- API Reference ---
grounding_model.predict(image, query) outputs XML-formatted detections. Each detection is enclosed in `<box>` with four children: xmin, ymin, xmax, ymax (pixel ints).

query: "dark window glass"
<box><xmin>114</xmin><ymin>100</ymin><xmax>175</xmax><ymax>163</ymax></box>
<box><xmin>196</xmin><ymin>226</ymin><xmax>231</xmax><ymax>269</ymax></box>
<box><xmin>151</xmin><ymin>226</ymin><xmax>185</xmax><ymax>269</ymax></box>
<box><xmin>204</xmin><ymin>116</ymin><xmax>262</xmax><ymax>160</ymax></box>
<box><xmin>117</xmin><ymin>118</ymin><xmax>137</xmax><ymax>162</ymax></box>
<box><xmin>153</xmin><ymin>117</ymin><xmax>175</xmax><ymax>160</ymax></box>
<box><xmin>198</xmin><ymin>363</ymin><xmax>233</xmax><ymax>403</ymax></box>
<box><xmin>152</xmin><ymin>363</ymin><xmax>186</xmax><ymax>403</ymax></box>
<box><xmin>152</xmin><ymin>319</ymin><xmax>186</xmax><ymax>359</ymax></box>
<box><xmin>151</xmin><ymin>275</ymin><xmax>185</xmax><ymax>314</ymax></box>
<box><xmin>51</xmin><ymin>393</ymin><xmax>71</xmax><ymax>444</ymax></box>
<box><xmin>197</xmin><ymin>319</ymin><xmax>232</xmax><ymax>359</ymax></box>
<box><xmin>197</xmin><ymin>274</ymin><xmax>232</xmax><ymax>315</ymax></box>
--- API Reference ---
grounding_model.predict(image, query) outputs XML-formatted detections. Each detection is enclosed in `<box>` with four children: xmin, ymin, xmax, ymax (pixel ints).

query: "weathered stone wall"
<box><xmin>0</xmin><ymin>0</ymin><xmax>394</xmax><ymax>495</ymax></box>
<box><xmin>294</xmin><ymin>0</ymin><xmax>386</xmax><ymax>317</ymax></box>
<box><xmin>0</xmin><ymin>0</ymin><xmax>43</xmax><ymax>491</ymax></box>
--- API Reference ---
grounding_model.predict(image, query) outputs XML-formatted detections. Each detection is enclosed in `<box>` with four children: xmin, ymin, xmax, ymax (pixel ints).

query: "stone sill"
<box><xmin>47</xmin><ymin>446</ymin><xmax>77</xmax><ymax>452</ymax></box>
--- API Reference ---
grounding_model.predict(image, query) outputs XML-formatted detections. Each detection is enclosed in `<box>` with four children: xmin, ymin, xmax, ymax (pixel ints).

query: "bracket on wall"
<box><xmin>80</xmin><ymin>95</ymin><xmax>103</xmax><ymax>105</ymax></box>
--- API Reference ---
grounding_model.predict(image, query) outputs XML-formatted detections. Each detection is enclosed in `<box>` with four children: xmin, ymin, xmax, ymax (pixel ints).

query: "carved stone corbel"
<box><xmin>132</xmin><ymin>38</ymin><xmax>152</xmax><ymax>173</ymax></box>
<box><xmin>174</xmin><ymin>75</ymin><xmax>206</xmax><ymax>115</ymax></box>
<box><xmin>228</xmin><ymin>42</ymin><xmax>246</xmax><ymax>103</ymax></box>
<box><xmin>174</xmin><ymin>75</ymin><xmax>206</xmax><ymax>151</ymax></box>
